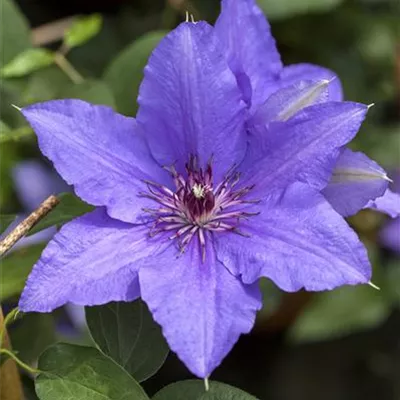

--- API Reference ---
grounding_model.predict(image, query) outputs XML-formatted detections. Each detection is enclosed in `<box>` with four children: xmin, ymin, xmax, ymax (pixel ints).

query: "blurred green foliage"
<box><xmin>63</xmin><ymin>14</ymin><xmax>103</xmax><ymax>49</ymax></box>
<box><xmin>289</xmin><ymin>284</ymin><xmax>391</xmax><ymax>342</ymax></box>
<box><xmin>0</xmin><ymin>244</ymin><xmax>45</xmax><ymax>300</ymax></box>
<box><xmin>104</xmin><ymin>31</ymin><xmax>166</xmax><ymax>115</ymax></box>
<box><xmin>1</xmin><ymin>48</ymin><xmax>55</xmax><ymax>79</ymax></box>
<box><xmin>0</xmin><ymin>0</ymin><xmax>31</xmax><ymax>66</ymax></box>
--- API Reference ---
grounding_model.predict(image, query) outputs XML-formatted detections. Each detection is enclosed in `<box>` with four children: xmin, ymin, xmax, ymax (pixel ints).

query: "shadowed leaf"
<box><xmin>86</xmin><ymin>300</ymin><xmax>169</xmax><ymax>382</ymax></box>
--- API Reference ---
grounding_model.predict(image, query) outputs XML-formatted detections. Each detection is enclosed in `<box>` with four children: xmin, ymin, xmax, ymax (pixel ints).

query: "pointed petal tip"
<box><xmin>367</xmin><ymin>103</ymin><xmax>375</xmax><ymax>110</ymax></box>
<box><xmin>315</xmin><ymin>79</ymin><xmax>331</xmax><ymax>89</ymax></box>
<box><xmin>385</xmin><ymin>175</ymin><xmax>394</xmax><ymax>183</ymax></box>
<box><xmin>11</xmin><ymin>103</ymin><xmax>22</xmax><ymax>112</ymax></box>
<box><xmin>204</xmin><ymin>377</ymin><xmax>210</xmax><ymax>391</ymax></box>
<box><xmin>368</xmin><ymin>281</ymin><xmax>380</xmax><ymax>291</ymax></box>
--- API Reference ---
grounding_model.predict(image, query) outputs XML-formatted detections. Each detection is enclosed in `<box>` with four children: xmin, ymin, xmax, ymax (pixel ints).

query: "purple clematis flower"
<box><xmin>215</xmin><ymin>0</ymin><xmax>397</xmax><ymax>219</ymax></box>
<box><xmin>18</xmin><ymin>1</ymin><xmax>385</xmax><ymax>378</ymax></box>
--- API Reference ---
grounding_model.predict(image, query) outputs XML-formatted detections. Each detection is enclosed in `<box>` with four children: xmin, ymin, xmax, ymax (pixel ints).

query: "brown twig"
<box><xmin>31</xmin><ymin>16</ymin><xmax>75</xmax><ymax>46</ymax></box>
<box><xmin>0</xmin><ymin>195</ymin><xmax>59</xmax><ymax>257</ymax></box>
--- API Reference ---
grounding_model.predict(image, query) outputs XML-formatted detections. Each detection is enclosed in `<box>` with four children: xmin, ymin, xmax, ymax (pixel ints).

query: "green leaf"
<box><xmin>258</xmin><ymin>0</ymin><xmax>343</xmax><ymax>19</ymax></box>
<box><xmin>60</xmin><ymin>80</ymin><xmax>116</xmax><ymax>108</ymax></box>
<box><xmin>85</xmin><ymin>300</ymin><xmax>168</xmax><ymax>382</ymax></box>
<box><xmin>27</xmin><ymin>193</ymin><xmax>93</xmax><ymax>236</ymax></box>
<box><xmin>288</xmin><ymin>284</ymin><xmax>390</xmax><ymax>343</ymax></box>
<box><xmin>64</xmin><ymin>14</ymin><xmax>103</xmax><ymax>49</ymax></box>
<box><xmin>35</xmin><ymin>344</ymin><xmax>149</xmax><ymax>400</ymax></box>
<box><xmin>1</xmin><ymin>48</ymin><xmax>55</xmax><ymax>79</ymax></box>
<box><xmin>0</xmin><ymin>214</ymin><xmax>16</xmax><ymax>235</ymax></box>
<box><xmin>0</xmin><ymin>0</ymin><xmax>31</xmax><ymax>65</ymax></box>
<box><xmin>152</xmin><ymin>380</ymin><xmax>259</xmax><ymax>400</ymax></box>
<box><xmin>104</xmin><ymin>31</ymin><xmax>166</xmax><ymax>116</ymax></box>
<box><xmin>0</xmin><ymin>244</ymin><xmax>45</xmax><ymax>300</ymax></box>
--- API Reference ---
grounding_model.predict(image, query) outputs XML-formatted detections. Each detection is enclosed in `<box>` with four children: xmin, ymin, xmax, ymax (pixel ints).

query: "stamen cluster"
<box><xmin>141</xmin><ymin>156</ymin><xmax>258</xmax><ymax>259</ymax></box>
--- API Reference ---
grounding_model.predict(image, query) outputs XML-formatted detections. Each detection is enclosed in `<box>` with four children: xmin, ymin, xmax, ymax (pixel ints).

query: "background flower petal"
<box><xmin>12</xmin><ymin>160</ymin><xmax>69</xmax><ymax>211</ymax></box>
<box><xmin>281</xmin><ymin>63</ymin><xmax>343</xmax><ymax>101</ymax></box>
<box><xmin>137</xmin><ymin>21</ymin><xmax>246</xmax><ymax>183</ymax></box>
<box><xmin>323</xmin><ymin>149</ymin><xmax>390</xmax><ymax>216</ymax></box>
<box><xmin>243</xmin><ymin>102</ymin><xmax>368</xmax><ymax>197</ymax></box>
<box><xmin>138</xmin><ymin>237</ymin><xmax>261</xmax><ymax>378</ymax></box>
<box><xmin>215</xmin><ymin>183</ymin><xmax>371</xmax><ymax>291</ymax></box>
<box><xmin>380</xmin><ymin>218</ymin><xmax>400</xmax><ymax>253</ymax></box>
<box><xmin>367</xmin><ymin>189</ymin><xmax>400</xmax><ymax>218</ymax></box>
<box><xmin>251</xmin><ymin>79</ymin><xmax>330</xmax><ymax>128</ymax></box>
<box><xmin>21</xmin><ymin>100</ymin><xmax>169</xmax><ymax>224</ymax></box>
<box><xmin>215</xmin><ymin>0</ymin><xmax>282</xmax><ymax>107</ymax></box>
<box><xmin>19</xmin><ymin>209</ymin><xmax>165</xmax><ymax>312</ymax></box>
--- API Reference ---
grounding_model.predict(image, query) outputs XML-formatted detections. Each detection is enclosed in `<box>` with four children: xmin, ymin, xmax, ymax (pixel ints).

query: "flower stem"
<box><xmin>0</xmin><ymin>349</ymin><xmax>41</xmax><ymax>375</ymax></box>
<box><xmin>0</xmin><ymin>308</ymin><xmax>21</xmax><ymax>348</ymax></box>
<box><xmin>54</xmin><ymin>52</ymin><xmax>84</xmax><ymax>84</ymax></box>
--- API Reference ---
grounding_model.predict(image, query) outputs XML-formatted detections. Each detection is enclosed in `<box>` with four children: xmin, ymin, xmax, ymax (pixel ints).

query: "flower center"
<box><xmin>192</xmin><ymin>184</ymin><xmax>206</xmax><ymax>199</ymax></box>
<box><xmin>140</xmin><ymin>156</ymin><xmax>258</xmax><ymax>260</ymax></box>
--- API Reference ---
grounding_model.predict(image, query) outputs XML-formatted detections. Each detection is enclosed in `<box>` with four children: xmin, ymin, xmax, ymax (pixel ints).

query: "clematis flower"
<box><xmin>215</xmin><ymin>0</ymin><xmax>397</xmax><ymax>219</ymax></box>
<box><xmin>19</xmin><ymin>10</ymin><xmax>377</xmax><ymax>378</ymax></box>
